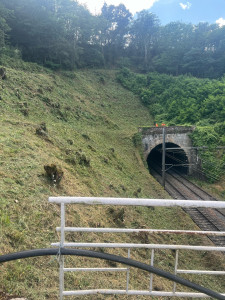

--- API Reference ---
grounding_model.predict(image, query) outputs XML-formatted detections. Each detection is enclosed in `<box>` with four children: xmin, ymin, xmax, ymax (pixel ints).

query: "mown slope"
<box><xmin>0</xmin><ymin>60</ymin><xmax>224</xmax><ymax>299</ymax></box>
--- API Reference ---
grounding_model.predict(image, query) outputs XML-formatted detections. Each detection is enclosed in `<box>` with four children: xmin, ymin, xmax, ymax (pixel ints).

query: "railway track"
<box><xmin>150</xmin><ymin>162</ymin><xmax>225</xmax><ymax>246</ymax></box>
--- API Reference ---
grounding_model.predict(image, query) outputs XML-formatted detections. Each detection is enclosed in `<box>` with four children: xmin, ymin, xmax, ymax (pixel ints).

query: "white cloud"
<box><xmin>179</xmin><ymin>1</ymin><xmax>192</xmax><ymax>10</ymax></box>
<box><xmin>216</xmin><ymin>17</ymin><xmax>225</xmax><ymax>27</ymax></box>
<box><xmin>78</xmin><ymin>0</ymin><xmax>159</xmax><ymax>15</ymax></box>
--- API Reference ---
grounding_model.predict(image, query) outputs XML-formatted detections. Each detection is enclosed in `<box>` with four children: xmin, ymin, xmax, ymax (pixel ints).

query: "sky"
<box><xmin>150</xmin><ymin>0</ymin><xmax>225</xmax><ymax>25</ymax></box>
<box><xmin>77</xmin><ymin>0</ymin><xmax>225</xmax><ymax>26</ymax></box>
<box><xmin>78</xmin><ymin>0</ymin><xmax>159</xmax><ymax>15</ymax></box>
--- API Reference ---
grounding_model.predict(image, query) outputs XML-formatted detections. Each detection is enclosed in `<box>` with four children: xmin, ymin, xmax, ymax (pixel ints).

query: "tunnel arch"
<box><xmin>147</xmin><ymin>142</ymin><xmax>189</xmax><ymax>175</ymax></box>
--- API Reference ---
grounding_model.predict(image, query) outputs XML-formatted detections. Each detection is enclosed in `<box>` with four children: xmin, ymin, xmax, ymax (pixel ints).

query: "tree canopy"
<box><xmin>0</xmin><ymin>0</ymin><xmax>225</xmax><ymax>77</ymax></box>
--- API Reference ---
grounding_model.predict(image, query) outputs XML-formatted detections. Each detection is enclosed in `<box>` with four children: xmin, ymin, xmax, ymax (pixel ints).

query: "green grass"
<box><xmin>0</xmin><ymin>59</ymin><xmax>224</xmax><ymax>299</ymax></box>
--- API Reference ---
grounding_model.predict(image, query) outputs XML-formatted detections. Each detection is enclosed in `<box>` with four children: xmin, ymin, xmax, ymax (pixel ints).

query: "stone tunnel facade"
<box><xmin>139</xmin><ymin>126</ymin><xmax>198</xmax><ymax>175</ymax></box>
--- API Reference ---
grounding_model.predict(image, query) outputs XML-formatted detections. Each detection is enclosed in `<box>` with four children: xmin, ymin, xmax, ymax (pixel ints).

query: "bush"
<box><xmin>190</xmin><ymin>126</ymin><xmax>224</xmax><ymax>182</ymax></box>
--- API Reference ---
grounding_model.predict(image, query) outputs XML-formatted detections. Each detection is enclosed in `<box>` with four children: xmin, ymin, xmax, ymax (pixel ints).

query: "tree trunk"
<box><xmin>144</xmin><ymin>43</ymin><xmax>148</xmax><ymax>69</ymax></box>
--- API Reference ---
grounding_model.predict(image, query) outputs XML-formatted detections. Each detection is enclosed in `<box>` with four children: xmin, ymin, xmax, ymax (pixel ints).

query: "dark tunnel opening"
<box><xmin>147</xmin><ymin>143</ymin><xmax>189</xmax><ymax>175</ymax></box>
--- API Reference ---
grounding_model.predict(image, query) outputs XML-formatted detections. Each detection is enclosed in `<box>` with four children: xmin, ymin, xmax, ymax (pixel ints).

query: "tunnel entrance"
<box><xmin>147</xmin><ymin>143</ymin><xmax>189</xmax><ymax>175</ymax></box>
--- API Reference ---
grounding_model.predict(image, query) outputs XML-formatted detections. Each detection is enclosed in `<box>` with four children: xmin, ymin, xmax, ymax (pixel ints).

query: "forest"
<box><xmin>1</xmin><ymin>0</ymin><xmax>225</xmax><ymax>78</ymax></box>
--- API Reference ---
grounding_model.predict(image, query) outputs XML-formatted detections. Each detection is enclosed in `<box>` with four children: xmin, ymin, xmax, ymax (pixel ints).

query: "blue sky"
<box><xmin>150</xmin><ymin>0</ymin><xmax>225</xmax><ymax>25</ymax></box>
<box><xmin>78</xmin><ymin>0</ymin><xmax>225</xmax><ymax>26</ymax></box>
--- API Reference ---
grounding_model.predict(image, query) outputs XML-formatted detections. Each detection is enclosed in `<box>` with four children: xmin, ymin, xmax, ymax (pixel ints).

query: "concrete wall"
<box><xmin>139</xmin><ymin>126</ymin><xmax>198</xmax><ymax>175</ymax></box>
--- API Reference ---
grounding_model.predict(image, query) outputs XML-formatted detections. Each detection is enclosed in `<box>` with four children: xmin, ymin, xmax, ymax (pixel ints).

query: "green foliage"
<box><xmin>132</xmin><ymin>132</ymin><xmax>142</xmax><ymax>148</ymax></box>
<box><xmin>117</xmin><ymin>68</ymin><xmax>225</xmax><ymax>182</ymax></box>
<box><xmin>0</xmin><ymin>3</ymin><xmax>11</xmax><ymax>50</ymax></box>
<box><xmin>129</xmin><ymin>10</ymin><xmax>160</xmax><ymax>70</ymax></box>
<box><xmin>100</xmin><ymin>3</ymin><xmax>132</xmax><ymax>66</ymax></box>
<box><xmin>117</xmin><ymin>69</ymin><xmax>225</xmax><ymax>126</ymax></box>
<box><xmin>116</xmin><ymin>67</ymin><xmax>147</xmax><ymax>94</ymax></box>
<box><xmin>44</xmin><ymin>61</ymin><xmax>61</xmax><ymax>70</ymax></box>
<box><xmin>1</xmin><ymin>0</ymin><xmax>225</xmax><ymax>76</ymax></box>
<box><xmin>0</xmin><ymin>0</ymin><xmax>103</xmax><ymax>69</ymax></box>
<box><xmin>215</xmin><ymin>121</ymin><xmax>225</xmax><ymax>138</ymax></box>
<box><xmin>191</xmin><ymin>127</ymin><xmax>220</xmax><ymax>148</ymax></box>
<box><xmin>190</xmin><ymin>127</ymin><xmax>225</xmax><ymax>182</ymax></box>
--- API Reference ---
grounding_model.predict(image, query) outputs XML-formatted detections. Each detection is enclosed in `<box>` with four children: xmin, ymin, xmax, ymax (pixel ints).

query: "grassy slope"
<box><xmin>0</xmin><ymin>60</ymin><xmax>224</xmax><ymax>299</ymax></box>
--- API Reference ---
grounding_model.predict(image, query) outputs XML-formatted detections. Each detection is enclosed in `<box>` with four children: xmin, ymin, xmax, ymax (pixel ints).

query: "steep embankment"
<box><xmin>0</xmin><ymin>61</ymin><xmax>224</xmax><ymax>299</ymax></box>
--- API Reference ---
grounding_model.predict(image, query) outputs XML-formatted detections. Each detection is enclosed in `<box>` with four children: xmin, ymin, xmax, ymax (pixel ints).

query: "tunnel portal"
<box><xmin>140</xmin><ymin>126</ymin><xmax>199</xmax><ymax>175</ymax></box>
<box><xmin>147</xmin><ymin>143</ymin><xmax>189</xmax><ymax>175</ymax></box>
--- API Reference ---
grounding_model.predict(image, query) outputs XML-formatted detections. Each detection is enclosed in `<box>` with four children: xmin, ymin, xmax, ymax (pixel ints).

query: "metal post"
<box><xmin>126</xmin><ymin>249</ymin><xmax>131</xmax><ymax>292</ymax></box>
<box><xmin>149</xmin><ymin>249</ymin><xmax>155</xmax><ymax>292</ymax></box>
<box><xmin>173</xmin><ymin>250</ymin><xmax>179</xmax><ymax>294</ymax></box>
<box><xmin>162</xmin><ymin>127</ymin><xmax>166</xmax><ymax>189</ymax></box>
<box><xmin>60</xmin><ymin>203</ymin><xmax>65</xmax><ymax>300</ymax></box>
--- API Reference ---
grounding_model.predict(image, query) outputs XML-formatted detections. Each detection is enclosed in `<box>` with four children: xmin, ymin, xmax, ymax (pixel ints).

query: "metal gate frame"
<box><xmin>49</xmin><ymin>197</ymin><xmax>225</xmax><ymax>299</ymax></box>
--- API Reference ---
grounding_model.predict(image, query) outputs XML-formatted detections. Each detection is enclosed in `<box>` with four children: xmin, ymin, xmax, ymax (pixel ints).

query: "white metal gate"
<box><xmin>49</xmin><ymin>197</ymin><xmax>225</xmax><ymax>299</ymax></box>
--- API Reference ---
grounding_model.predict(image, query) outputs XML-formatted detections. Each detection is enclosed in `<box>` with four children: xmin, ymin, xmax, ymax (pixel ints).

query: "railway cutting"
<box><xmin>139</xmin><ymin>126</ymin><xmax>225</xmax><ymax>246</ymax></box>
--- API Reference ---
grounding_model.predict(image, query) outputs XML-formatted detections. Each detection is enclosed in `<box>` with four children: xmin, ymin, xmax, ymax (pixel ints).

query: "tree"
<box><xmin>100</xmin><ymin>3</ymin><xmax>132</xmax><ymax>65</ymax></box>
<box><xmin>153</xmin><ymin>22</ymin><xmax>194</xmax><ymax>75</ymax></box>
<box><xmin>0</xmin><ymin>3</ymin><xmax>11</xmax><ymax>51</ymax></box>
<box><xmin>1</xmin><ymin>0</ymin><xmax>64</xmax><ymax>65</ymax></box>
<box><xmin>207</xmin><ymin>25</ymin><xmax>225</xmax><ymax>77</ymax></box>
<box><xmin>0</xmin><ymin>0</ymin><xmax>98</xmax><ymax>68</ymax></box>
<box><xmin>129</xmin><ymin>10</ymin><xmax>160</xmax><ymax>70</ymax></box>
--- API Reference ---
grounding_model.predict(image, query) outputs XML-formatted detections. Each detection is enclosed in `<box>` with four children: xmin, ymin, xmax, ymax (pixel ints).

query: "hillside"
<box><xmin>0</xmin><ymin>59</ymin><xmax>225</xmax><ymax>299</ymax></box>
